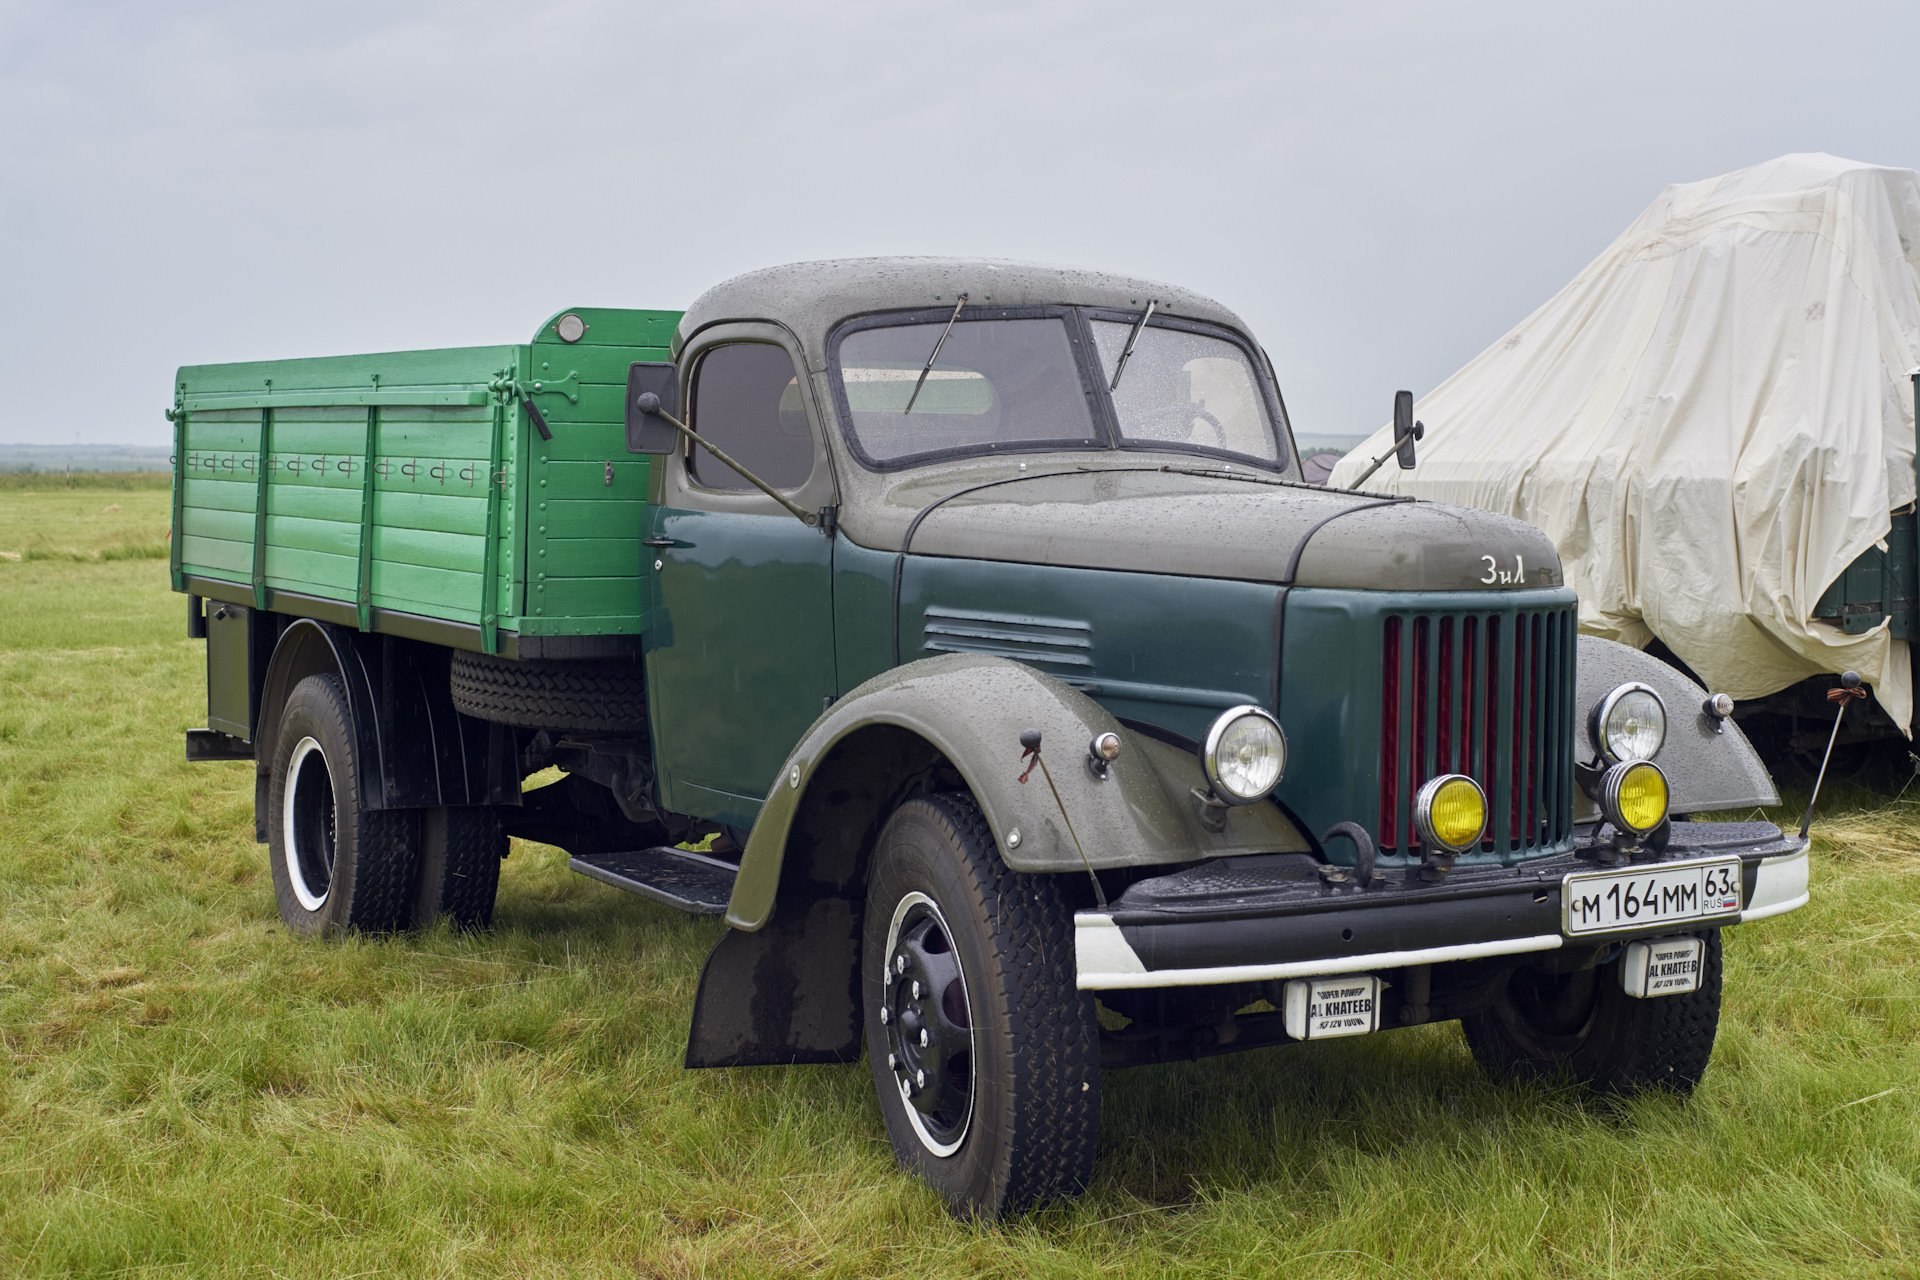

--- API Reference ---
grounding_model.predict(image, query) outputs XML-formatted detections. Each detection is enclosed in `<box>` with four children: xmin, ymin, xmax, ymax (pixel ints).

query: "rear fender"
<box><xmin>1576</xmin><ymin>636</ymin><xmax>1778</xmax><ymax>813</ymax></box>
<box><xmin>254</xmin><ymin>621</ymin><xmax>515</xmax><ymax>838</ymax></box>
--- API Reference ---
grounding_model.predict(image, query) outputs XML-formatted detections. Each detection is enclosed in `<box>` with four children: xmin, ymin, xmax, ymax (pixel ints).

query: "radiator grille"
<box><xmin>1378</xmin><ymin>605</ymin><xmax>1576</xmax><ymax>857</ymax></box>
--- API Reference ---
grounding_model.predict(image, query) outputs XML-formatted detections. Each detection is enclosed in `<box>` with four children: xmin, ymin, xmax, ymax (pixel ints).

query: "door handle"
<box><xmin>642</xmin><ymin>536</ymin><xmax>678</xmax><ymax>548</ymax></box>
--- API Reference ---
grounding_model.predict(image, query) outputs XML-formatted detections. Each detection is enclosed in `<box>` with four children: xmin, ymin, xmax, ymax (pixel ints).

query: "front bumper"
<box><xmin>1075</xmin><ymin>820</ymin><xmax>1808</xmax><ymax>991</ymax></box>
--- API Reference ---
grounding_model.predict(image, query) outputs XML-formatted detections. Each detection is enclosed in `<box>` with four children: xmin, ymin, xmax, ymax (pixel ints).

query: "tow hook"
<box><xmin>1318</xmin><ymin>821</ymin><xmax>1377</xmax><ymax>887</ymax></box>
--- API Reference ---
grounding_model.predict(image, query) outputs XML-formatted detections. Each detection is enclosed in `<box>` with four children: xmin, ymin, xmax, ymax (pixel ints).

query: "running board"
<box><xmin>568</xmin><ymin>847</ymin><xmax>737</xmax><ymax>915</ymax></box>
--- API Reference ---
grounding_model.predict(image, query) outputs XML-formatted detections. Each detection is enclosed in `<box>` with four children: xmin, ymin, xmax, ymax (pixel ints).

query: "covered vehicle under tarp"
<box><xmin>1329</xmin><ymin>153</ymin><xmax>1920</xmax><ymax>734</ymax></box>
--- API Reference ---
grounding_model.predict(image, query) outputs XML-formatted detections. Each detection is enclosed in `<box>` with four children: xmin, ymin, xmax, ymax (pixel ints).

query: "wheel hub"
<box><xmin>882</xmin><ymin>892</ymin><xmax>974</xmax><ymax>1156</ymax></box>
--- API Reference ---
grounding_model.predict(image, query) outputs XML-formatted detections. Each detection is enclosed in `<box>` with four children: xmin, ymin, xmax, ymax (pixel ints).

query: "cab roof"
<box><xmin>675</xmin><ymin>257</ymin><xmax>1253</xmax><ymax>367</ymax></box>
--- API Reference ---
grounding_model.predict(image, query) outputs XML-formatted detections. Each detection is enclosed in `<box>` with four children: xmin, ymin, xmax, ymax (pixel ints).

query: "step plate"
<box><xmin>569</xmin><ymin>846</ymin><xmax>737</xmax><ymax>915</ymax></box>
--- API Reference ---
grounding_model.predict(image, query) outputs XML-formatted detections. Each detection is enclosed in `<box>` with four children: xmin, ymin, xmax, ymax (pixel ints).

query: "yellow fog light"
<box><xmin>1413</xmin><ymin>774</ymin><xmax>1486</xmax><ymax>853</ymax></box>
<box><xmin>1601</xmin><ymin>760</ymin><xmax>1669</xmax><ymax>835</ymax></box>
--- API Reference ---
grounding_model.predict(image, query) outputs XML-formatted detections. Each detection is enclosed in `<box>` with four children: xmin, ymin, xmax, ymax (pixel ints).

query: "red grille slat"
<box><xmin>1380</xmin><ymin>616</ymin><xmax>1401</xmax><ymax>850</ymax></box>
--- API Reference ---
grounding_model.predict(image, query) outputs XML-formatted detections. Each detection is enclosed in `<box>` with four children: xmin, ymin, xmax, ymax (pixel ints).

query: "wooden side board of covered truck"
<box><xmin>170</xmin><ymin>258</ymin><xmax>1810</xmax><ymax>1219</ymax></box>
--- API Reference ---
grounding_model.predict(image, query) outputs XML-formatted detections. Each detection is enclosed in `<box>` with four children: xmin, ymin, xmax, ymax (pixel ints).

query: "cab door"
<box><xmin>642</xmin><ymin>325</ymin><xmax>838</xmax><ymax>830</ymax></box>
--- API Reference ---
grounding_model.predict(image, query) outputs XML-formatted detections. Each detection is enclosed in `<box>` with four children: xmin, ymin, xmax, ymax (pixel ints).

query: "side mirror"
<box><xmin>1393</xmin><ymin>389</ymin><xmax>1424</xmax><ymax>470</ymax></box>
<box><xmin>625</xmin><ymin>362</ymin><xmax>681</xmax><ymax>454</ymax></box>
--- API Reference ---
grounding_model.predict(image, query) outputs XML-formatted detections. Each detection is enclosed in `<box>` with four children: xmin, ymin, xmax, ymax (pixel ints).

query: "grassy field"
<box><xmin>1</xmin><ymin>485</ymin><xmax>1916</xmax><ymax>1278</ymax></box>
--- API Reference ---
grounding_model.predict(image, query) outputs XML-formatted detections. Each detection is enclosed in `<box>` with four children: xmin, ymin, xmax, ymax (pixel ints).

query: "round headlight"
<box><xmin>1203</xmin><ymin>706</ymin><xmax>1286</xmax><ymax>803</ymax></box>
<box><xmin>1413</xmin><ymin>774</ymin><xmax>1486</xmax><ymax>853</ymax></box>
<box><xmin>1590</xmin><ymin>682</ymin><xmax>1667</xmax><ymax>763</ymax></box>
<box><xmin>1600</xmin><ymin>760</ymin><xmax>1669</xmax><ymax>835</ymax></box>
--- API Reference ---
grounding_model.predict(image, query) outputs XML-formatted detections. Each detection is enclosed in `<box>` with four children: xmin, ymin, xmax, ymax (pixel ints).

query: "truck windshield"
<box><xmin>1089</xmin><ymin>319</ymin><xmax>1281</xmax><ymax>464</ymax></box>
<box><xmin>836</xmin><ymin>315</ymin><xmax>1103</xmax><ymax>465</ymax></box>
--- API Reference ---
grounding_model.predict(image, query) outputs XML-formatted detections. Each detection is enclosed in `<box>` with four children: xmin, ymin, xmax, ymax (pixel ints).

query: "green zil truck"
<box><xmin>171</xmin><ymin>259</ymin><xmax>1809</xmax><ymax>1218</ymax></box>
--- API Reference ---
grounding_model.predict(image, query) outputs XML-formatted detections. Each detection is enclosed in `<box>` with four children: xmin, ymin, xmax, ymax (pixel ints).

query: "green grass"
<box><xmin>1</xmin><ymin>485</ymin><xmax>1917</xmax><ymax>1276</ymax></box>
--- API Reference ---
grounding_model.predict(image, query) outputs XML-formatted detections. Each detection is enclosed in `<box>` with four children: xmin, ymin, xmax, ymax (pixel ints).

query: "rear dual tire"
<box><xmin>267</xmin><ymin>673</ymin><xmax>504</xmax><ymax>936</ymax></box>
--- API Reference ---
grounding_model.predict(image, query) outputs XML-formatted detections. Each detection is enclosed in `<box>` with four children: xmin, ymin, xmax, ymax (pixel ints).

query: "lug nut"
<box><xmin>915</xmin><ymin>1069</ymin><xmax>926</xmax><ymax>1089</ymax></box>
<box><xmin>919</xmin><ymin>1028</ymin><xmax>929</xmax><ymax>1047</ymax></box>
<box><xmin>879</xmin><ymin>1006</ymin><xmax>890</xmax><ymax>1024</ymax></box>
<box><xmin>887</xmin><ymin>1052</ymin><xmax>897</xmax><ymax>1070</ymax></box>
<box><xmin>911</xmin><ymin>980</ymin><xmax>922</xmax><ymax>1000</ymax></box>
<box><xmin>895</xmin><ymin>955</ymin><xmax>907</xmax><ymax>975</ymax></box>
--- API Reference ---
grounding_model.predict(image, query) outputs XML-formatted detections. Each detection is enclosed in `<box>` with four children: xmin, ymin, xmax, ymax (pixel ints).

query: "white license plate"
<box><xmin>1562</xmin><ymin>857</ymin><xmax>1742</xmax><ymax>936</ymax></box>
<box><xmin>1621</xmin><ymin>936</ymin><xmax>1705</xmax><ymax>998</ymax></box>
<box><xmin>1282</xmin><ymin>975</ymin><xmax>1382</xmax><ymax>1040</ymax></box>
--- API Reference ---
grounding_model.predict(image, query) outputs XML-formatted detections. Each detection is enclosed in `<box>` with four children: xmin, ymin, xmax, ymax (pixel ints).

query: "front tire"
<box><xmin>861</xmin><ymin>793</ymin><xmax>1100</xmax><ymax>1220</ymax></box>
<box><xmin>267</xmin><ymin>673</ymin><xmax>420</xmax><ymax>936</ymax></box>
<box><xmin>1462</xmin><ymin>930</ymin><xmax>1723</xmax><ymax>1095</ymax></box>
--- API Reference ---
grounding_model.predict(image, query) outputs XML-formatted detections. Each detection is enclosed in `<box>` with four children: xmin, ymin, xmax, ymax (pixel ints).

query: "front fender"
<box><xmin>1575</xmin><ymin>636</ymin><xmax>1778</xmax><ymax>813</ymax></box>
<box><xmin>728</xmin><ymin>653</ymin><xmax>1309</xmax><ymax>930</ymax></box>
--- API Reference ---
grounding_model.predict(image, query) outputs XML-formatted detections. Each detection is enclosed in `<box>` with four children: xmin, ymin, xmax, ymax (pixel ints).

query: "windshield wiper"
<box><xmin>903</xmin><ymin>292</ymin><xmax>969</xmax><ymax>414</ymax></box>
<box><xmin>1107</xmin><ymin>298</ymin><xmax>1157</xmax><ymax>392</ymax></box>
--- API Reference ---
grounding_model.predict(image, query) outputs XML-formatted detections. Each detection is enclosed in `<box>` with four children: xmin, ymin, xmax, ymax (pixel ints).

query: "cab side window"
<box><xmin>688</xmin><ymin>343</ymin><xmax>814</xmax><ymax>492</ymax></box>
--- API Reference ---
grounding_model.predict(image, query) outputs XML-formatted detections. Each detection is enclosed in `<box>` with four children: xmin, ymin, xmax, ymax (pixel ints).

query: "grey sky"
<box><xmin>3</xmin><ymin>0</ymin><xmax>1916</xmax><ymax>447</ymax></box>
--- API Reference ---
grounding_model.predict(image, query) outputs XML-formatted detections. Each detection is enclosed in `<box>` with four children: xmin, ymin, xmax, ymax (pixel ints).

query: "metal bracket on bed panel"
<box><xmin>480</xmin><ymin>392</ymin><xmax>508</xmax><ymax>655</ymax></box>
<box><xmin>251</xmin><ymin>407</ymin><xmax>273</xmax><ymax>610</ymax></box>
<box><xmin>355</xmin><ymin>405</ymin><xmax>380</xmax><ymax>632</ymax></box>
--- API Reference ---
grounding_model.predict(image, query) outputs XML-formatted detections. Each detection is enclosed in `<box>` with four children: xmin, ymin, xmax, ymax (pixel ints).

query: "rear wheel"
<box><xmin>413</xmin><ymin>807</ymin><xmax>506</xmax><ymax>930</ymax></box>
<box><xmin>1462</xmin><ymin>930</ymin><xmax>1723</xmax><ymax>1095</ymax></box>
<box><xmin>267</xmin><ymin>673</ymin><xmax>419</xmax><ymax>936</ymax></box>
<box><xmin>862</xmin><ymin>793</ymin><xmax>1100</xmax><ymax>1219</ymax></box>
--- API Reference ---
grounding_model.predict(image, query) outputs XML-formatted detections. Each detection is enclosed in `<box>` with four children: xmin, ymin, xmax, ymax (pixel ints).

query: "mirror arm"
<box><xmin>1345</xmin><ymin>420</ymin><xmax>1424</xmax><ymax>492</ymax></box>
<box><xmin>638</xmin><ymin>399</ymin><xmax>818</xmax><ymax>528</ymax></box>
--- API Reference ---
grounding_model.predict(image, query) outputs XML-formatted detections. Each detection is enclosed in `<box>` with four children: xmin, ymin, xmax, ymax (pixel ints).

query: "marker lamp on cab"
<box><xmin>1590</xmin><ymin>682</ymin><xmax>1667</xmax><ymax>763</ymax></box>
<box><xmin>1600</xmin><ymin>759</ymin><xmax>1670</xmax><ymax>835</ymax></box>
<box><xmin>1413</xmin><ymin>774</ymin><xmax>1487</xmax><ymax>853</ymax></box>
<box><xmin>1202</xmin><ymin>706</ymin><xmax>1286</xmax><ymax>803</ymax></box>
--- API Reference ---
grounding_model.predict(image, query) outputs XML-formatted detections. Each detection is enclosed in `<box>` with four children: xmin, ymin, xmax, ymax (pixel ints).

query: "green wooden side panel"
<box><xmin>171</xmin><ymin>308</ymin><xmax>683</xmax><ymax>642</ymax></box>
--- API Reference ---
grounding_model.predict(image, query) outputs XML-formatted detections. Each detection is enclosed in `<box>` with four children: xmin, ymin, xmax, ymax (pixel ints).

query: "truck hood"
<box><xmin>904</xmin><ymin>467</ymin><xmax>1563</xmax><ymax>592</ymax></box>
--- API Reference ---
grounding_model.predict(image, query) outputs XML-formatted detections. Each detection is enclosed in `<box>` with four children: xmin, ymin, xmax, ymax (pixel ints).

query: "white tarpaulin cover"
<box><xmin>1329</xmin><ymin>153</ymin><xmax>1920</xmax><ymax>732</ymax></box>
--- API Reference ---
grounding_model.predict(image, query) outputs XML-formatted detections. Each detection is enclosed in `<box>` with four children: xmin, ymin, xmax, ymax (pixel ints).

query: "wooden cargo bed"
<box><xmin>168</xmin><ymin>308</ymin><xmax>680</xmax><ymax>656</ymax></box>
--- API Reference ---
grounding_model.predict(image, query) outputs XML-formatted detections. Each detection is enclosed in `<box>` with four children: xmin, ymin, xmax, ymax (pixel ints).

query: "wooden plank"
<box><xmin>367</xmin><ymin>488</ymin><xmax>489</xmax><ymax>536</ymax></box>
<box><xmin>523</xmin><ymin>344</ymin><xmax>670</xmax><ymax>387</ymax></box>
<box><xmin>371</xmin><ymin>560</ymin><xmax>484</xmax><ymax>616</ymax></box>
<box><xmin>182</xmin><ymin>506</ymin><xmax>255</xmax><ymax>543</ymax></box>
<box><xmin>266</xmin><ymin>513</ymin><xmax>361</xmax><ymax>559</ymax></box>
<box><xmin>541</xmin><ymin>498</ymin><xmax>647</xmax><ymax>538</ymax></box>
<box><xmin>542</xmin><ymin>538</ymin><xmax>644</xmax><ymax>579</ymax></box>
<box><xmin>267</xmin><ymin>484</ymin><xmax>362</xmax><ymax>523</ymax></box>
<box><xmin>177</xmin><ymin>344</ymin><xmax>518</xmax><ymax>398</ymax></box>
<box><xmin>182</xmin><ymin>388</ymin><xmax>490</xmax><ymax>412</ymax></box>
<box><xmin>264</xmin><ymin>544</ymin><xmax>358</xmax><ymax>594</ymax></box>
<box><xmin>180</xmin><ymin>535</ymin><xmax>254</xmax><ymax>576</ymax></box>
<box><xmin>369</xmin><ymin>525</ymin><xmax>486</xmax><ymax>574</ymax></box>
<box><xmin>539</xmin><ymin>459</ymin><xmax>650</xmax><ymax>501</ymax></box>
<box><xmin>184</xmin><ymin>417</ymin><xmax>262</xmax><ymax>453</ymax></box>
<box><xmin>258</xmin><ymin>419</ymin><xmax>365</xmax><ymax>455</ymax></box>
<box><xmin>528</xmin><ymin>423</ymin><xmax>640</xmax><ymax>463</ymax></box>
<box><xmin>536</xmin><ymin>575</ymin><xmax>646</xmax><ymax>618</ymax></box>
<box><xmin>266</xmin><ymin>456</ymin><xmax>363</xmax><ymax>491</ymax></box>
<box><xmin>182</xmin><ymin>476</ymin><xmax>259</xmax><ymax>513</ymax></box>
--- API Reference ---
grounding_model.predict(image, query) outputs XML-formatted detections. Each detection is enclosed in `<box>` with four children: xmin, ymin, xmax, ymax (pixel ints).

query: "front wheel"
<box><xmin>1462</xmin><ymin>930</ymin><xmax>1723</xmax><ymax>1095</ymax></box>
<box><xmin>862</xmin><ymin>793</ymin><xmax>1101</xmax><ymax>1220</ymax></box>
